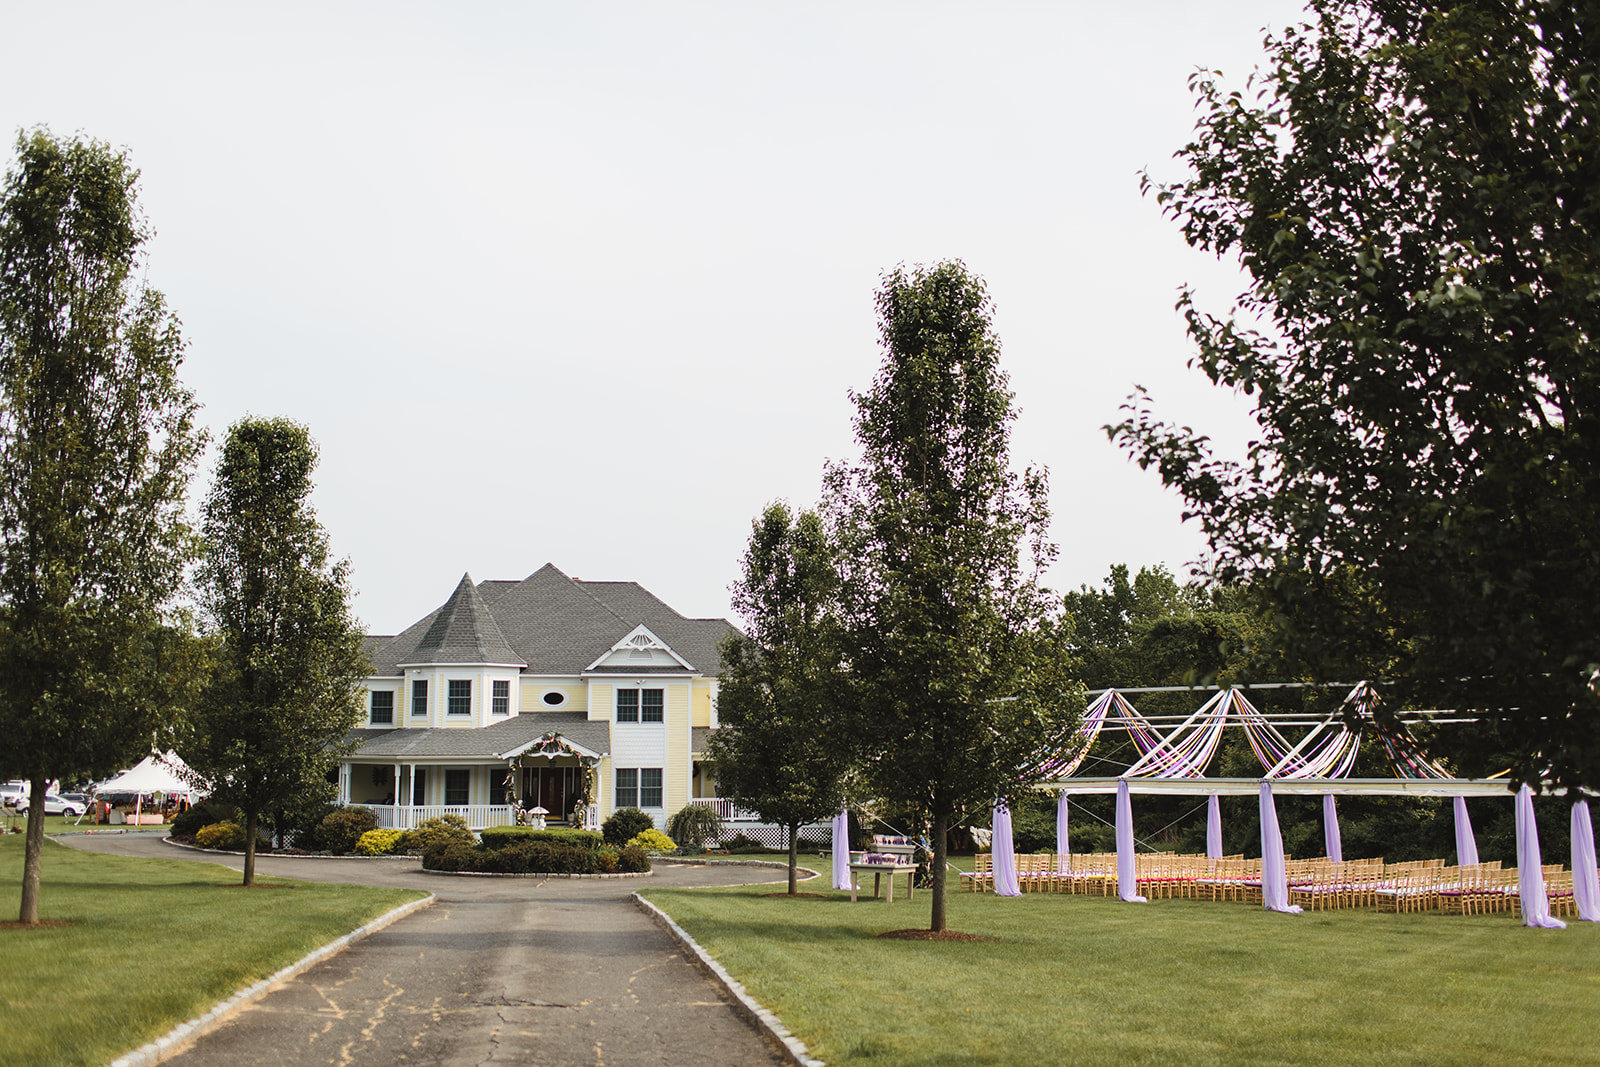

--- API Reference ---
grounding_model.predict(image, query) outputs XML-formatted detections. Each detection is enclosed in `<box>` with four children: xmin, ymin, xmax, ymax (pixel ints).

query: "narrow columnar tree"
<box><xmin>0</xmin><ymin>131</ymin><xmax>205</xmax><ymax>924</ymax></box>
<box><xmin>707</xmin><ymin>502</ymin><xmax>855</xmax><ymax>894</ymax></box>
<box><xmin>827</xmin><ymin>261</ymin><xmax>1080</xmax><ymax>932</ymax></box>
<box><xmin>184</xmin><ymin>417</ymin><xmax>368</xmax><ymax>886</ymax></box>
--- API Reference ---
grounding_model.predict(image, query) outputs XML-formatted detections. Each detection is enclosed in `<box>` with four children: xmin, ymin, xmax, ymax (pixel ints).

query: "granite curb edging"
<box><xmin>632</xmin><ymin>892</ymin><xmax>824</xmax><ymax>1067</ymax></box>
<box><xmin>161</xmin><ymin>837</ymin><xmax>422</xmax><ymax>860</ymax></box>
<box><xmin>106</xmin><ymin>892</ymin><xmax>436</xmax><ymax>1067</ymax></box>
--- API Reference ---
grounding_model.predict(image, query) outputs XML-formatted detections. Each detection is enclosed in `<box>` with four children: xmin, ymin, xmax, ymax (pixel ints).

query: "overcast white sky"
<box><xmin>1</xmin><ymin>1</ymin><xmax>1308</xmax><ymax>635</ymax></box>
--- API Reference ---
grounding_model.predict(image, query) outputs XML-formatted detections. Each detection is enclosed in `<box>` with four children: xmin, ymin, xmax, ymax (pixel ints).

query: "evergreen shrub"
<box><xmin>602</xmin><ymin>807</ymin><xmax>654</xmax><ymax>846</ymax></box>
<box><xmin>171</xmin><ymin>801</ymin><xmax>240</xmax><ymax>838</ymax></box>
<box><xmin>666</xmin><ymin>805</ymin><xmax>723</xmax><ymax>849</ymax></box>
<box><xmin>617</xmin><ymin>844</ymin><xmax>651</xmax><ymax>872</ymax></box>
<box><xmin>354</xmin><ymin>828</ymin><xmax>406</xmax><ymax>856</ymax></box>
<box><xmin>479</xmin><ymin>826</ymin><xmax>602</xmax><ymax>851</ymax></box>
<box><xmin>317</xmin><ymin>806</ymin><xmax>377</xmax><ymax>855</ymax></box>
<box><xmin>628</xmin><ymin>828</ymin><xmax>677</xmax><ymax>854</ymax></box>
<box><xmin>400</xmin><ymin>814</ymin><xmax>474</xmax><ymax>853</ymax></box>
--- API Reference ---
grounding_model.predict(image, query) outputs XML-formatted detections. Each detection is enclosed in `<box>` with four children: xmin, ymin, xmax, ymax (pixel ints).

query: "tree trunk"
<box><xmin>17</xmin><ymin>774</ymin><xmax>48</xmax><ymax>924</ymax></box>
<box><xmin>930</xmin><ymin>805</ymin><xmax>949</xmax><ymax>932</ymax></box>
<box><xmin>243</xmin><ymin>808</ymin><xmax>258</xmax><ymax>887</ymax></box>
<box><xmin>788</xmin><ymin>822</ymin><xmax>800</xmax><ymax>894</ymax></box>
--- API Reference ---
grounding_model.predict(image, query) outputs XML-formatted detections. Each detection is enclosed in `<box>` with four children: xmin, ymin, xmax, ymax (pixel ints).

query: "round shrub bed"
<box><xmin>422</xmin><ymin>839</ymin><xmax>651</xmax><ymax>875</ymax></box>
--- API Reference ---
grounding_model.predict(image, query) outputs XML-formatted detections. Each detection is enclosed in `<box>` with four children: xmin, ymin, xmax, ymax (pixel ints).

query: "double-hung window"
<box><xmin>370</xmin><ymin>690</ymin><xmax>394</xmax><ymax>725</ymax></box>
<box><xmin>615</xmin><ymin>767</ymin><xmax>664</xmax><ymax>808</ymax></box>
<box><xmin>492</xmin><ymin>679</ymin><xmax>510</xmax><ymax>716</ymax></box>
<box><xmin>448</xmin><ymin>679</ymin><xmax>472</xmax><ymax>716</ymax></box>
<box><xmin>617</xmin><ymin>688</ymin><xmax>664</xmax><ymax>723</ymax></box>
<box><xmin>445</xmin><ymin>769</ymin><xmax>470</xmax><ymax>805</ymax></box>
<box><xmin>411</xmin><ymin>679</ymin><xmax>428</xmax><ymax>718</ymax></box>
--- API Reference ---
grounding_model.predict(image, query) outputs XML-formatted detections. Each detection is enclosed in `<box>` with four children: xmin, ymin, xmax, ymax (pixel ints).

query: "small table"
<box><xmin>849</xmin><ymin>861</ymin><xmax>919</xmax><ymax>903</ymax></box>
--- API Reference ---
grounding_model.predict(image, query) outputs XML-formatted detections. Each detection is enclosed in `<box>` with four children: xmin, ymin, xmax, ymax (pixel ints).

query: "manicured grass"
<box><xmin>1</xmin><ymin>835</ymin><xmax>425</xmax><ymax>1066</ymax></box>
<box><xmin>643</xmin><ymin>881</ymin><xmax>1600</xmax><ymax>1064</ymax></box>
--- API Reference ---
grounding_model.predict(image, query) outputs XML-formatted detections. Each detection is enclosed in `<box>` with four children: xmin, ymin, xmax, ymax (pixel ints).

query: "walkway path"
<box><xmin>64</xmin><ymin>834</ymin><xmax>789</xmax><ymax>1066</ymax></box>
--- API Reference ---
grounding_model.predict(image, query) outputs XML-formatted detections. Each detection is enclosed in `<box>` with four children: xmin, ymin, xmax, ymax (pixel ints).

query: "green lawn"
<box><xmin>643</xmin><ymin>881</ymin><xmax>1600</xmax><ymax>1065</ymax></box>
<box><xmin>1</xmin><ymin>834</ymin><xmax>425</xmax><ymax>1066</ymax></box>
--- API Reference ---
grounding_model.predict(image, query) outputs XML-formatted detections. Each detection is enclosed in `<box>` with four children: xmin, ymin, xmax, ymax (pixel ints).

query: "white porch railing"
<box><xmin>688</xmin><ymin>797</ymin><xmax>738</xmax><ymax>820</ymax></box>
<box><xmin>368</xmin><ymin>804</ymin><xmax>516</xmax><ymax>831</ymax></box>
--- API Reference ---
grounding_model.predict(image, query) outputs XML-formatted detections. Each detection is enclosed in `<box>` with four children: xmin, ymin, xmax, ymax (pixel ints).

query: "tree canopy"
<box><xmin>828</xmin><ymin>260</ymin><xmax>1079</xmax><ymax>931</ymax></box>
<box><xmin>707</xmin><ymin>501</ymin><xmax>854</xmax><ymax>893</ymax></box>
<box><xmin>1111</xmin><ymin>0</ymin><xmax>1600</xmax><ymax>791</ymax></box>
<box><xmin>183</xmin><ymin>417</ymin><xmax>368</xmax><ymax>885</ymax></box>
<box><xmin>0</xmin><ymin>130</ymin><xmax>205</xmax><ymax>923</ymax></box>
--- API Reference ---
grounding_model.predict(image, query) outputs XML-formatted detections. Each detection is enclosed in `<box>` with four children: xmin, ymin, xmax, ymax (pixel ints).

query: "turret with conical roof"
<box><xmin>405</xmin><ymin>573</ymin><xmax>527</xmax><ymax>666</ymax></box>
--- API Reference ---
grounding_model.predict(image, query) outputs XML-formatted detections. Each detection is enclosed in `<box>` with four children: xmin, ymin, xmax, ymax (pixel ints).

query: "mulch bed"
<box><xmin>877</xmin><ymin>929</ymin><xmax>997</xmax><ymax>942</ymax></box>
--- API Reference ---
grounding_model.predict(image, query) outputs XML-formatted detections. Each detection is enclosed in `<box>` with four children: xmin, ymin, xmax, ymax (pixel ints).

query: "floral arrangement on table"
<box><xmin>861</xmin><ymin>853</ymin><xmax>906</xmax><ymax>865</ymax></box>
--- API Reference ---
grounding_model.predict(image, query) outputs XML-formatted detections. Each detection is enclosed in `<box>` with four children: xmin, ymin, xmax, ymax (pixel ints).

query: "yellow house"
<box><xmin>339</xmin><ymin>563</ymin><xmax>732</xmax><ymax>831</ymax></box>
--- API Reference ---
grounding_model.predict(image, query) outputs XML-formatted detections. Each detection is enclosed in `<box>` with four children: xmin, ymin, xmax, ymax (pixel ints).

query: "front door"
<box><xmin>539</xmin><ymin>768</ymin><xmax>567</xmax><ymax>820</ymax></box>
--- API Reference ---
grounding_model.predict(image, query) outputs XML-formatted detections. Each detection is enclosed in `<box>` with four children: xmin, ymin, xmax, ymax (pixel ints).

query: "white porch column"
<box><xmin>338</xmin><ymin>763</ymin><xmax>352</xmax><ymax>805</ymax></box>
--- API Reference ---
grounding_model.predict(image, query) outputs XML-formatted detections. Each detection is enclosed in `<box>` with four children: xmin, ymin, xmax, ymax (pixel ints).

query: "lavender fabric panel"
<box><xmin>992</xmin><ymin>802</ymin><xmax>1021</xmax><ymax>896</ymax></box>
<box><xmin>1206</xmin><ymin>794</ymin><xmax>1222</xmax><ymax>860</ymax></box>
<box><xmin>1323</xmin><ymin>794</ymin><xmax>1343</xmax><ymax>864</ymax></box>
<box><xmin>1116</xmin><ymin>779</ymin><xmax>1146</xmax><ymax>903</ymax></box>
<box><xmin>1572</xmin><ymin>800</ymin><xmax>1600</xmax><ymax>922</ymax></box>
<box><xmin>1453</xmin><ymin>795</ymin><xmax>1480</xmax><ymax>867</ymax></box>
<box><xmin>1057</xmin><ymin>791</ymin><xmax>1071</xmax><ymax>875</ymax></box>
<box><xmin>1259</xmin><ymin>782</ymin><xmax>1302</xmax><ymax>914</ymax></box>
<box><xmin>1516</xmin><ymin>784</ymin><xmax>1566</xmax><ymax>928</ymax></box>
<box><xmin>832</xmin><ymin>810</ymin><xmax>854</xmax><ymax>891</ymax></box>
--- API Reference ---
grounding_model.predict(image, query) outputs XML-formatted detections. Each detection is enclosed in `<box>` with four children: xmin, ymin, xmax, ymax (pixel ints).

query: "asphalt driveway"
<box><xmin>63</xmin><ymin>834</ymin><xmax>791</xmax><ymax>1066</ymax></box>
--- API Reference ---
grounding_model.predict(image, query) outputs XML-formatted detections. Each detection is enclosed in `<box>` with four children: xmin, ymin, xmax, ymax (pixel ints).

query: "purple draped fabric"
<box><xmin>1516</xmin><ymin>785</ymin><xmax>1566</xmax><ymax>928</ymax></box>
<box><xmin>1259</xmin><ymin>782</ymin><xmax>1302</xmax><ymax>914</ymax></box>
<box><xmin>1322</xmin><ymin>794</ymin><xmax>1343</xmax><ymax>864</ymax></box>
<box><xmin>1572</xmin><ymin>800</ymin><xmax>1600</xmax><ymax>923</ymax></box>
<box><xmin>1206</xmin><ymin>794</ymin><xmax>1222</xmax><ymax>860</ymax></box>
<box><xmin>1453</xmin><ymin>795</ymin><xmax>1480</xmax><ymax>867</ymax></box>
<box><xmin>1056</xmin><ymin>791</ymin><xmax>1071</xmax><ymax>875</ymax></box>
<box><xmin>1115</xmin><ymin>779</ymin><xmax>1146</xmax><ymax>903</ymax></box>
<box><xmin>992</xmin><ymin>801</ymin><xmax>1021</xmax><ymax>896</ymax></box>
<box><xmin>832</xmin><ymin>809</ymin><xmax>854</xmax><ymax>891</ymax></box>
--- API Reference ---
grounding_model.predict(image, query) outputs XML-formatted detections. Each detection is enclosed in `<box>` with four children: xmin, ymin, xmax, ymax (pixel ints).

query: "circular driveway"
<box><xmin>64</xmin><ymin>834</ymin><xmax>791</xmax><ymax>1065</ymax></box>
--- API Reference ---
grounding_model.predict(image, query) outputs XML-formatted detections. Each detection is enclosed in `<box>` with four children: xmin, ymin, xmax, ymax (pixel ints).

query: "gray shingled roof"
<box><xmin>347</xmin><ymin>712</ymin><xmax>611</xmax><ymax>760</ymax></box>
<box><xmin>366</xmin><ymin>563</ymin><xmax>737</xmax><ymax>679</ymax></box>
<box><xmin>404</xmin><ymin>573</ymin><xmax>525</xmax><ymax>667</ymax></box>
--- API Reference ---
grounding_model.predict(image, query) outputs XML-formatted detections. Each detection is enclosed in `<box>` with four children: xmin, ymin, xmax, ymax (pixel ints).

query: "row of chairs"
<box><xmin>963</xmin><ymin>851</ymin><xmax>1581</xmax><ymax>916</ymax></box>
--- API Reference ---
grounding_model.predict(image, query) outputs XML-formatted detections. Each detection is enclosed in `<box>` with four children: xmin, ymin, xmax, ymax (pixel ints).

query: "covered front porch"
<box><xmin>340</xmin><ymin>713</ymin><xmax>610</xmax><ymax>832</ymax></box>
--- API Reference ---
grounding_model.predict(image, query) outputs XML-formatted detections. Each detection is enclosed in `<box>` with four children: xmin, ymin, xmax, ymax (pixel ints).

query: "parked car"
<box><xmin>42</xmin><ymin>793</ymin><xmax>85</xmax><ymax>817</ymax></box>
<box><xmin>0</xmin><ymin>784</ymin><xmax>26</xmax><ymax>810</ymax></box>
<box><xmin>57</xmin><ymin>792</ymin><xmax>94</xmax><ymax>811</ymax></box>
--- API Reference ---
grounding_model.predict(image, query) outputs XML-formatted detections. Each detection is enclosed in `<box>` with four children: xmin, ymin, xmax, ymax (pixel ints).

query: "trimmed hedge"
<box><xmin>420</xmin><ymin>838</ymin><xmax>653</xmax><ymax>874</ymax></box>
<box><xmin>479</xmin><ymin>826</ymin><xmax>603</xmax><ymax>851</ymax></box>
<box><xmin>354</xmin><ymin>828</ymin><xmax>406</xmax><ymax>856</ymax></box>
<box><xmin>194</xmin><ymin>821</ymin><xmax>269</xmax><ymax>852</ymax></box>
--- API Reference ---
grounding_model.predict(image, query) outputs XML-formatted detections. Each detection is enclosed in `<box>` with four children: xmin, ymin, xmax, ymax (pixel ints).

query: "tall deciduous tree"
<box><xmin>827</xmin><ymin>261</ymin><xmax>1079</xmax><ymax>932</ymax></box>
<box><xmin>184</xmin><ymin>417</ymin><xmax>368</xmax><ymax>885</ymax></box>
<box><xmin>707</xmin><ymin>502</ymin><xmax>854</xmax><ymax>894</ymax></box>
<box><xmin>1113</xmin><ymin>0</ymin><xmax>1600</xmax><ymax>791</ymax></box>
<box><xmin>0</xmin><ymin>131</ymin><xmax>205</xmax><ymax>924</ymax></box>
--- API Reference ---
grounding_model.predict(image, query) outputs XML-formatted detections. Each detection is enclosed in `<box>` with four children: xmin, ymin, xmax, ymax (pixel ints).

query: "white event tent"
<box><xmin>985</xmin><ymin>684</ymin><xmax>1600</xmax><ymax>929</ymax></box>
<box><xmin>95</xmin><ymin>751</ymin><xmax>204</xmax><ymax>805</ymax></box>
